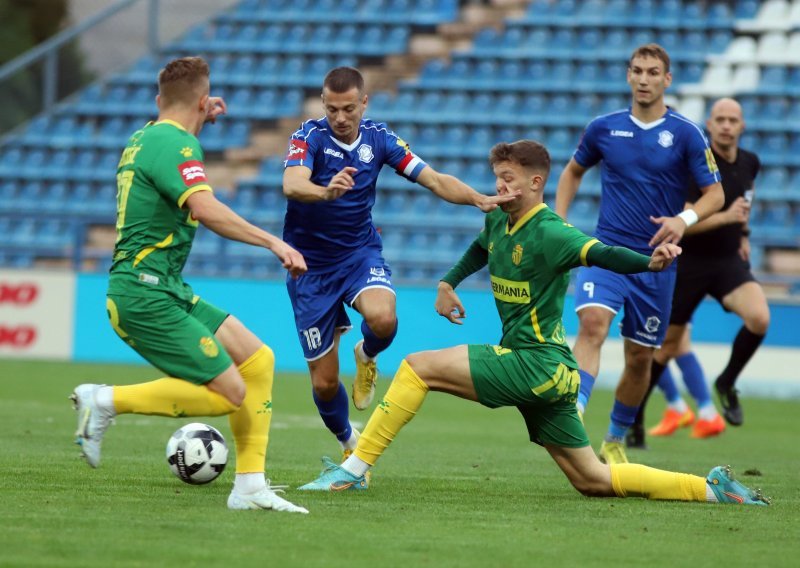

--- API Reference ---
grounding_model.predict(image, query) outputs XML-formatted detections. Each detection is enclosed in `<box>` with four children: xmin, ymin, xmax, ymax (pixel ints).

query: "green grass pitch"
<box><xmin>1</xmin><ymin>358</ymin><xmax>799</xmax><ymax>567</ymax></box>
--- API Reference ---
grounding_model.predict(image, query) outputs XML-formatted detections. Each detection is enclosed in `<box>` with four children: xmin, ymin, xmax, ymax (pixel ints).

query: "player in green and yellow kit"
<box><xmin>298</xmin><ymin>140</ymin><xmax>769</xmax><ymax>506</ymax></box>
<box><xmin>70</xmin><ymin>56</ymin><xmax>309</xmax><ymax>513</ymax></box>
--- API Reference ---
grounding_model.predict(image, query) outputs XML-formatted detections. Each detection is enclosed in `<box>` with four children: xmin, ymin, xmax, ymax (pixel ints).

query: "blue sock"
<box><xmin>312</xmin><ymin>382</ymin><xmax>352</xmax><ymax>443</ymax></box>
<box><xmin>361</xmin><ymin>318</ymin><xmax>398</xmax><ymax>359</ymax></box>
<box><xmin>676</xmin><ymin>352</ymin><xmax>711</xmax><ymax>408</ymax></box>
<box><xmin>657</xmin><ymin>365</ymin><xmax>681</xmax><ymax>404</ymax></box>
<box><xmin>607</xmin><ymin>399</ymin><xmax>639</xmax><ymax>440</ymax></box>
<box><xmin>576</xmin><ymin>369</ymin><xmax>596</xmax><ymax>411</ymax></box>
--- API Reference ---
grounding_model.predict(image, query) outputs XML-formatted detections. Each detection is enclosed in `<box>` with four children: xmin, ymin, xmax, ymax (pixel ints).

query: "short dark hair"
<box><xmin>489</xmin><ymin>140</ymin><xmax>551</xmax><ymax>175</ymax></box>
<box><xmin>323</xmin><ymin>66</ymin><xmax>365</xmax><ymax>94</ymax></box>
<box><xmin>158</xmin><ymin>56</ymin><xmax>210</xmax><ymax>106</ymax></box>
<box><xmin>629</xmin><ymin>43</ymin><xmax>670</xmax><ymax>73</ymax></box>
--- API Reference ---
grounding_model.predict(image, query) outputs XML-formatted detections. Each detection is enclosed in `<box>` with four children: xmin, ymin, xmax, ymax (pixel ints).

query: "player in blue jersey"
<box><xmin>282</xmin><ymin>66</ymin><xmax>517</xmax><ymax>466</ymax></box>
<box><xmin>555</xmin><ymin>44</ymin><xmax>724</xmax><ymax>464</ymax></box>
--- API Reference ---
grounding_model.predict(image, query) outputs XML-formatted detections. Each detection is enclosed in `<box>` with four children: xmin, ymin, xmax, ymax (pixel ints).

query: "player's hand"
<box><xmin>323</xmin><ymin>166</ymin><xmax>357</xmax><ymax>201</ymax></box>
<box><xmin>205</xmin><ymin>96</ymin><xmax>227</xmax><ymax>124</ymax></box>
<box><xmin>435</xmin><ymin>282</ymin><xmax>466</xmax><ymax>325</ymax></box>
<box><xmin>476</xmin><ymin>191</ymin><xmax>522</xmax><ymax>213</ymax></box>
<box><xmin>271</xmin><ymin>241</ymin><xmax>307</xmax><ymax>278</ymax></box>
<box><xmin>648</xmin><ymin>215</ymin><xmax>688</xmax><ymax>247</ymax></box>
<box><xmin>648</xmin><ymin>243</ymin><xmax>682</xmax><ymax>271</ymax></box>
<box><xmin>739</xmin><ymin>235</ymin><xmax>751</xmax><ymax>262</ymax></box>
<box><xmin>726</xmin><ymin>197</ymin><xmax>750</xmax><ymax>225</ymax></box>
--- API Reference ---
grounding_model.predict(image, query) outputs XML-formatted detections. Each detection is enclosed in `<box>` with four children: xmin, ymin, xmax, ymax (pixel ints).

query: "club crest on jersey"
<box><xmin>178</xmin><ymin>160</ymin><xmax>207</xmax><ymax>186</ymax></box>
<box><xmin>199</xmin><ymin>337</ymin><xmax>219</xmax><ymax>358</ymax></box>
<box><xmin>645</xmin><ymin>316</ymin><xmax>661</xmax><ymax>333</ymax></box>
<box><xmin>657</xmin><ymin>130</ymin><xmax>674</xmax><ymax>148</ymax></box>
<box><xmin>512</xmin><ymin>244</ymin><xmax>523</xmax><ymax>265</ymax></box>
<box><xmin>357</xmin><ymin>144</ymin><xmax>374</xmax><ymax>164</ymax></box>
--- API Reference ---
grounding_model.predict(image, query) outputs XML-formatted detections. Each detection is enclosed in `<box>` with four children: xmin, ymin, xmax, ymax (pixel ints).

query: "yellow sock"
<box><xmin>610</xmin><ymin>463</ymin><xmax>707</xmax><ymax>501</ymax></box>
<box><xmin>113</xmin><ymin>378</ymin><xmax>238</xmax><ymax>417</ymax></box>
<box><xmin>228</xmin><ymin>345</ymin><xmax>274</xmax><ymax>474</ymax></box>
<box><xmin>355</xmin><ymin>359</ymin><xmax>429</xmax><ymax>465</ymax></box>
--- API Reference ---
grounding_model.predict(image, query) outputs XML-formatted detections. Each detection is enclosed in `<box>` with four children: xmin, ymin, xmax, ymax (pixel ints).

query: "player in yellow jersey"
<box><xmin>70</xmin><ymin>56</ymin><xmax>309</xmax><ymax>513</ymax></box>
<box><xmin>298</xmin><ymin>140</ymin><xmax>769</xmax><ymax>506</ymax></box>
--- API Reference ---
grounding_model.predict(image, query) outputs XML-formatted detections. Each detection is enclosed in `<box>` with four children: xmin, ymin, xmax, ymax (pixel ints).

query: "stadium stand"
<box><xmin>0</xmin><ymin>0</ymin><xmax>798</xmax><ymax>291</ymax></box>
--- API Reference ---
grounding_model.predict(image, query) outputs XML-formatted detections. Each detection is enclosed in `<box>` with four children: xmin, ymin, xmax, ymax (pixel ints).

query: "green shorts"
<box><xmin>468</xmin><ymin>344</ymin><xmax>589</xmax><ymax>448</ymax></box>
<box><xmin>106</xmin><ymin>293</ymin><xmax>232</xmax><ymax>384</ymax></box>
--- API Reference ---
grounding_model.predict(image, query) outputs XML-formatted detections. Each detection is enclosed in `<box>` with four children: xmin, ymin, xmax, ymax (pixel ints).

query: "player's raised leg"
<box><xmin>298</xmin><ymin>345</ymin><xmax>473</xmax><ymax>490</ymax></box>
<box><xmin>352</xmin><ymin>283</ymin><xmax>398</xmax><ymax>411</ymax></box>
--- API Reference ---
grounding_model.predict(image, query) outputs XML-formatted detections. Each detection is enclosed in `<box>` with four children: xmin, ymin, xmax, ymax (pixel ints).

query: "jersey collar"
<box><xmin>628</xmin><ymin>112</ymin><xmax>666</xmax><ymax>130</ymax></box>
<box><xmin>507</xmin><ymin>203</ymin><xmax>548</xmax><ymax>235</ymax></box>
<box><xmin>330</xmin><ymin>133</ymin><xmax>362</xmax><ymax>151</ymax></box>
<box><xmin>155</xmin><ymin>119</ymin><xmax>187</xmax><ymax>132</ymax></box>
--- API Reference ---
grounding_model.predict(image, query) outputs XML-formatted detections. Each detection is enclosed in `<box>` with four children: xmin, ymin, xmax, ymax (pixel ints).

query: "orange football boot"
<box><xmin>691</xmin><ymin>414</ymin><xmax>726</xmax><ymax>438</ymax></box>
<box><xmin>648</xmin><ymin>407</ymin><xmax>696</xmax><ymax>436</ymax></box>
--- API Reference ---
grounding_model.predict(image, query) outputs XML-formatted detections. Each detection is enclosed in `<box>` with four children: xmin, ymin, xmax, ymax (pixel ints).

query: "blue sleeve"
<box><xmin>382</xmin><ymin>127</ymin><xmax>427</xmax><ymax>182</ymax></box>
<box><xmin>283</xmin><ymin>124</ymin><xmax>318</xmax><ymax>169</ymax></box>
<box><xmin>685</xmin><ymin>125</ymin><xmax>721</xmax><ymax>189</ymax></box>
<box><xmin>573</xmin><ymin>118</ymin><xmax>603</xmax><ymax>169</ymax></box>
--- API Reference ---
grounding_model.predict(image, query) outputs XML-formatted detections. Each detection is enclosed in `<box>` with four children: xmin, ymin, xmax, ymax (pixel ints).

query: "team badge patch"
<box><xmin>395</xmin><ymin>137</ymin><xmax>411</xmax><ymax>152</ymax></box>
<box><xmin>357</xmin><ymin>144</ymin><xmax>374</xmax><ymax>164</ymax></box>
<box><xmin>657</xmin><ymin>130</ymin><xmax>674</xmax><ymax>148</ymax></box>
<box><xmin>178</xmin><ymin>160</ymin><xmax>207</xmax><ymax>186</ymax></box>
<box><xmin>286</xmin><ymin>139</ymin><xmax>308</xmax><ymax>161</ymax></box>
<box><xmin>705</xmin><ymin>148</ymin><xmax>719</xmax><ymax>174</ymax></box>
<box><xmin>645</xmin><ymin>316</ymin><xmax>661</xmax><ymax>333</ymax></box>
<box><xmin>199</xmin><ymin>336</ymin><xmax>219</xmax><ymax>358</ymax></box>
<box><xmin>180</xmin><ymin>147</ymin><xmax>193</xmax><ymax>158</ymax></box>
<box><xmin>512</xmin><ymin>243</ymin><xmax>523</xmax><ymax>265</ymax></box>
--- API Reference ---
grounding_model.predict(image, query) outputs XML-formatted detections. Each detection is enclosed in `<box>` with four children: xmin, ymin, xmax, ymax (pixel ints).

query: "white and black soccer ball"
<box><xmin>166</xmin><ymin>423</ymin><xmax>228</xmax><ymax>485</ymax></box>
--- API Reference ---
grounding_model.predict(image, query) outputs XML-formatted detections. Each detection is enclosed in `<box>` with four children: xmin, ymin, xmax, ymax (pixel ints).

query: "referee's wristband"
<box><xmin>677</xmin><ymin>209</ymin><xmax>699</xmax><ymax>227</ymax></box>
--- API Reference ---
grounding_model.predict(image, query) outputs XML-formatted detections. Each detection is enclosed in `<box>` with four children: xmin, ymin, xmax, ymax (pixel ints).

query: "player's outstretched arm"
<box><xmin>283</xmin><ymin>165</ymin><xmax>356</xmax><ymax>202</ymax></box>
<box><xmin>415</xmin><ymin>167</ymin><xmax>520</xmax><ymax>212</ymax></box>
<box><xmin>555</xmin><ymin>158</ymin><xmax>587</xmax><ymax>219</ymax></box>
<box><xmin>186</xmin><ymin>190</ymin><xmax>307</xmax><ymax>278</ymax></box>
<box><xmin>584</xmin><ymin>241</ymin><xmax>681</xmax><ymax>274</ymax></box>
<box><xmin>434</xmin><ymin>281</ymin><xmax>467</xmax><ymax>325</ymax></box>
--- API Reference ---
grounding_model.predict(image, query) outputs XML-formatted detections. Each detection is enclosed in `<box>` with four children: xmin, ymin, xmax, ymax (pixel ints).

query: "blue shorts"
<box><xmin>574</xmin><ymin>265</ymin><xmax>676</xmax><ymax>347</ymax></box>
<box><xmin>286</xmin><ymin>249</ymin><xmax>395</xmax><ymax>361</ymax></box>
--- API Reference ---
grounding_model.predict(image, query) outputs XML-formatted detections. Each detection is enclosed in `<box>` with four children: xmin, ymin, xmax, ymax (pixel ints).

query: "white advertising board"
<box><xmin>0</xmin><ymin>270</ymin><xmax>75</xmax><ymax>359</ymax></box>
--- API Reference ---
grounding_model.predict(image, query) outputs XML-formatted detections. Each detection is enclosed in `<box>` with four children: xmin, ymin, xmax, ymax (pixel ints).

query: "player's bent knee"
<box><xmin>311</xmin><ymin>373</ymin><xmax>340</xmax><ymax>399</ymax></box>
<box><xmin>568</xmin><ymin>474</ymin><xmax>612</xmax><ymax>497</ymax></box>
<box><xmin>577</xmin><ymin>311</ymin><xmax>611</xmax><ymax>344</ymax></box>
<box><xmin>365</xmin><ymin>312</ymin><xmax>397</xmax><ymax>338</ymax></box>
<box><xmin>746</xmin><ymin>311</ymin><xmax>770</xmax><ymax>335</ymax></box>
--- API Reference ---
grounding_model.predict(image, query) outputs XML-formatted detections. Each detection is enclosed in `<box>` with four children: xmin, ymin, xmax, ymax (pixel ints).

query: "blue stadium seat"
<box><xmin>524</xmin><ymin>27</ymin><xmax>551</xmax><ymax>49</ymax></box>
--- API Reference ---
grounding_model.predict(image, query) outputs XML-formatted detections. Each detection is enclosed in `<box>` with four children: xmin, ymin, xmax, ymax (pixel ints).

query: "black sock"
<box><xmin>633</xmin><ymin>360</ymin><xmax>667</xmax><ymax>428</ymax></box>
<box><xmin>716</xmin><ymin>326</ymin><xmax>765</xmax><ymax>391</ymax></box>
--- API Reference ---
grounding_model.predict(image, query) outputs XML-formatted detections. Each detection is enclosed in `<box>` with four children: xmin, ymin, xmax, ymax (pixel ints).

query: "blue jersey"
<box><xmin>573</xmin><ymin>108</ymin><xmax>720</xmax><ymax>255</ymax></box>
<box><xmin>283</xmin><ymin>117</ymin><xmax>427</xmax><ymax>270</ymax></box>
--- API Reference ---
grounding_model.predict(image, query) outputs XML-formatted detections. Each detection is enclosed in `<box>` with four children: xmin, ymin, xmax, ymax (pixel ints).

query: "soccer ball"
<box><xmin>166</xmin><ymin>423</ymin><xmax>228</xmax><ymax>485</ymax></box>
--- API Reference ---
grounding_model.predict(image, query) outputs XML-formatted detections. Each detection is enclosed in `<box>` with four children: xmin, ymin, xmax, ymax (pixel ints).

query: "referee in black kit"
<box><xmin>632</xmin><ymin>97</ymin><xmax>771</xmax><ymax>442</ymax></box>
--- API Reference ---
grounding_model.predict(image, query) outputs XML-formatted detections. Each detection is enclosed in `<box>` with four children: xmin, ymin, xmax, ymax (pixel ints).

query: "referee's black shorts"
<box><xmin>669</xmin><ymin>254</ymin><xmax>756</xmax><ymax>326</ymax></box>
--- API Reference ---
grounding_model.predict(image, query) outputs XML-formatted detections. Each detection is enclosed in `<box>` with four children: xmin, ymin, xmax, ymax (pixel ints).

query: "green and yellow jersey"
<box><xmin>108</xmin><ymin>120</ymin><xmax>212</xmax><ymax>301</ymax></box>
<box><xmin>442</xmin><ymin>203</ymin><xmax>652</xmax><ymax>368</ymax></box>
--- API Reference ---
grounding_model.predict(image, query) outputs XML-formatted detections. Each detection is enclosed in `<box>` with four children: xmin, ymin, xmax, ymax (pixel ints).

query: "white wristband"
<box><xmin>677</xmin><ymin>209</ymin><xmax>699</xmax><ymax>227</ymax></box>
